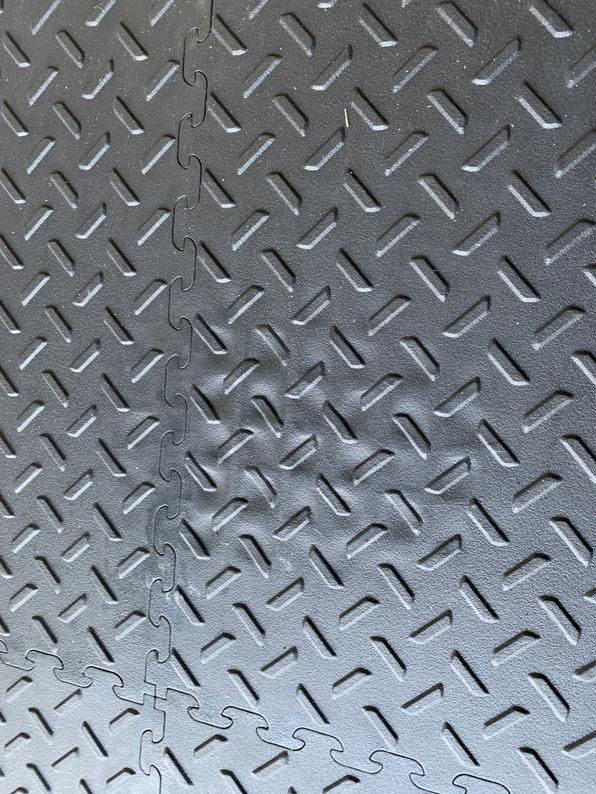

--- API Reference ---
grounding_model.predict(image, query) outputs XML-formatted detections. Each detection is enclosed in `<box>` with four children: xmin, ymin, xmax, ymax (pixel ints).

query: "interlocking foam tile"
<box><xmin>1</xmin><ymin>1</ymin><xmax>596</xmax><ymax>792</ymax></box>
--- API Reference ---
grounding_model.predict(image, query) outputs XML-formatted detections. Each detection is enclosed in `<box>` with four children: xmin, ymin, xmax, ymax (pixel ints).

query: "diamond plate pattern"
<box><xmin>152</xmin><ymin>1</ymin><xmax>596</xmax><ymax>792</ymax></box>
<box><xmin>0</xmin><ymin>651</ymin><xmax>162</xmax><ymax>793</ymax></box>
<box><xmin>1</xmin><ymin>0</ymin><xmax>596</xmax><ymax>792</ymax></box>
<box><xmin>0</xmin><ymin>0</ymin><xmax>203</xmax><ymax>697</ymax></box>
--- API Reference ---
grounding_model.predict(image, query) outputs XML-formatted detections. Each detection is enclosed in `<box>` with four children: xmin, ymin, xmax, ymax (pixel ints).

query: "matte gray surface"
<box><xmin>1</xmin><ymin>0</ymin><xmax>596</xmax><ymax>792</ymax></box>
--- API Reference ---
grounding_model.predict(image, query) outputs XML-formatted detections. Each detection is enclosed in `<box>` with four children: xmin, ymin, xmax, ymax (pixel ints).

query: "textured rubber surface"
<box><xmin>1</xmin><ymin>1</ymin><xmax>596</xmax><ymax>792</ymax></box>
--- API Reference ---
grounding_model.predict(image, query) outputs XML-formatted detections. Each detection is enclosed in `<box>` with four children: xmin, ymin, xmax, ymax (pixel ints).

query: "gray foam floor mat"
<box><xmin>1</xmin><ymin>1</ymin><xmax>596</xmax><ymax>792</ymax></box>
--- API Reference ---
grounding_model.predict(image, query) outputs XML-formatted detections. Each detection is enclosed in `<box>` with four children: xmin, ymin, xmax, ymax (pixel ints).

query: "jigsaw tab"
<box><xmin>164</xmin><ymin>350</ymin><xmax>192</xmax><ymax>415</ymax></box>
<box><xmin>452</xmin><ymin>774</ymin><xmax>512</xmax><ymax>794</ymax></box>
<box><xmin>327</xmin><ymin>745</ymin><xmax>429</xmax><ymax>792</ymax></box>
<box><xmin>411</xmin><ymin>766</ymin><xmax>514</xmax><ymax>794</ymax></box>
<box><xmin>182</xmin><ymin>5</ymin><xmax>214</xmax><ymax>86</ymax></box>
<box><xmin>177</xmin><ymin>112</ymin><xmax>206</xmax><ymax>173</ymax></box>
<box><xmin>172</xmin><ymin>193</ymin><xmax>202</xmax><ymax>257</ymax></box>
<box><xmin>158</xmin><ymin>434</ymin><xmax>184</xmax><ymax>516</ymax></box>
